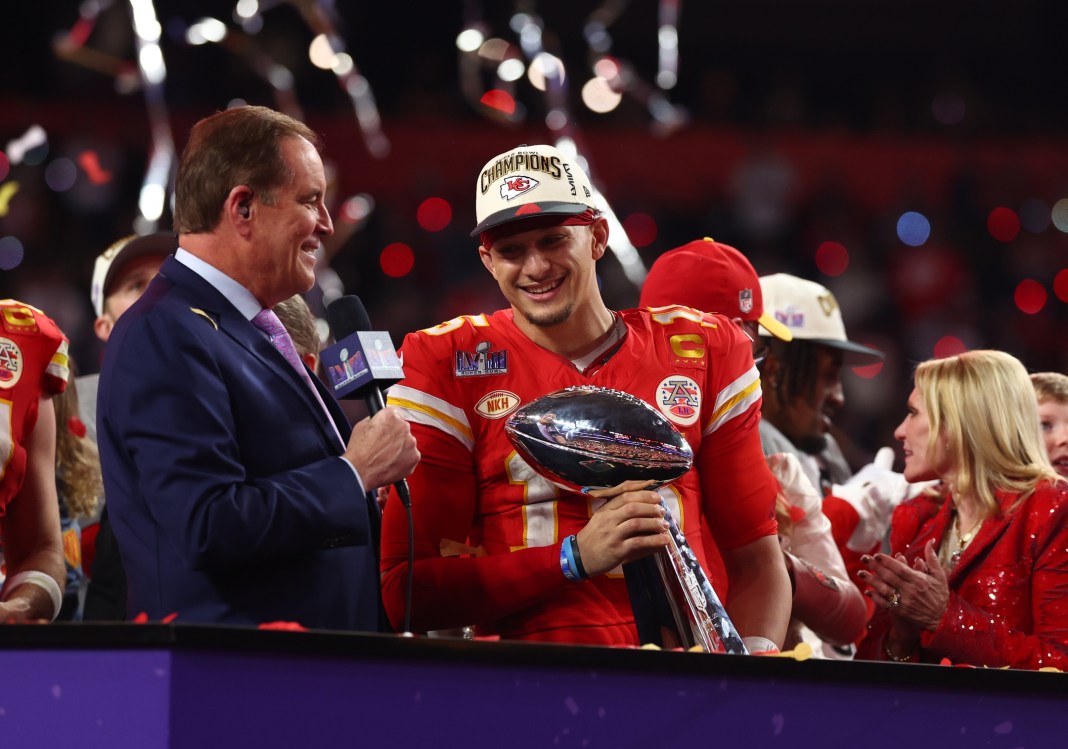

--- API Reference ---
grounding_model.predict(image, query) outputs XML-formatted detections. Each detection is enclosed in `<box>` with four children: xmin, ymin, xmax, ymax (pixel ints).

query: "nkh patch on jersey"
<box><xmin>475</xmin><ymin>390</ymin><xmax>521</xmax><ymax>419</ymax></box>
<box><xmin>656</xmin><ymin>375</ymin><xmax>701</xmax><ymax>427</ymax></box>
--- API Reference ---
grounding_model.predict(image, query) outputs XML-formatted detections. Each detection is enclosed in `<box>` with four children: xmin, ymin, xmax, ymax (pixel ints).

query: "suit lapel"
<box><xmin>158</xmin><ymin>256</ymin><xmax>350</xmax><ymax>446</ymax></box>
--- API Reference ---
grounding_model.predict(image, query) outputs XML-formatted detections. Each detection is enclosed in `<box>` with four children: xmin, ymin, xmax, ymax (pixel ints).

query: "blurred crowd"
<box><xmin>2</xmin><ymin>5</ymin><xmax>1065</xmax><ymax>474</ymax></box>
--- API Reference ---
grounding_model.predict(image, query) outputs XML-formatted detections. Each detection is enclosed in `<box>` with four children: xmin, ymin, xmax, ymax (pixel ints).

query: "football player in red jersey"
<box><xmin>381</xmin><ymin>144</ymin><xmax>791</xmax><ymax>649</ymax></box>
<box><xmin>0</xmin><ymin>300</ymin><xmax>70</xmax><ymax>622</ymax></box>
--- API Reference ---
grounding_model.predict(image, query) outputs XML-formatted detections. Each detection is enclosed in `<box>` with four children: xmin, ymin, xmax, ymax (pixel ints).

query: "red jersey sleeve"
<box><xmin>695</xmin><ymin>318</ymin><xmax>778</xmax><ymax>550</ymax></box>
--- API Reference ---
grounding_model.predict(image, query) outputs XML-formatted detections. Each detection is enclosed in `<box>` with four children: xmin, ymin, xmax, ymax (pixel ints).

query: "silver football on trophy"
<box><xmin>503</xmin><ymin>386</ymin><xmax>694</xmax><ymax>492</ymax></box>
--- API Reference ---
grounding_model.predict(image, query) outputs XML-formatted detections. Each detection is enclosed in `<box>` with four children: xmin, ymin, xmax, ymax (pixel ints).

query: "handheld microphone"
<box><xmin>325</xmin><ymin>295</ymin><xmax>415</xmax><ymax>636</ymax></box>
<box><xmin>323</xmin><ymin>295</ymin><xmax>410</xmax><ymax>509</ymax></box>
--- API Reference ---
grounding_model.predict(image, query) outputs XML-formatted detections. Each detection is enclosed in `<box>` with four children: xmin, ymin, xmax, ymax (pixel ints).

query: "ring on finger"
<box><xmin>887</xmin><ymin>588</ymin><xmax>901</xmax><ymax>608</ymax></box>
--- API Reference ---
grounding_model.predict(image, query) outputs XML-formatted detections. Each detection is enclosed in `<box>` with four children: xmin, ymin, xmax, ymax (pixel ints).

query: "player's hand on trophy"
<box><xmin>576</xmin><ymin>480</ymin><xmax>671</xmax><ymax>577</ymax></box>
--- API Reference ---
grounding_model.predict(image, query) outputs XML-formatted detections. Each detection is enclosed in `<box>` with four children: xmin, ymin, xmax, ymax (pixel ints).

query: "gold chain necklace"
<box><xmin>946</xmin><ymin>512</ymin><xmax>983</xmax><ymax>569</ymax></box>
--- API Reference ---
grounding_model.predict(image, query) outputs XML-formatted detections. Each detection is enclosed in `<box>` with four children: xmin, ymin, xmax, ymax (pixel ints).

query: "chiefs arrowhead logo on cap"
<box><xmin>500</xmin><ymin>175</ymin><xmax>540</xmax><ymax>201</ymax></box>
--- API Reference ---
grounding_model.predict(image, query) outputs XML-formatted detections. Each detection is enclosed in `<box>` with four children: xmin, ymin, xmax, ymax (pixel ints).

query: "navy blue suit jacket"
<box><xmin>98</xmin><ymin>256</ymin><xmax>383</xmax><ymax>630</ymax></box>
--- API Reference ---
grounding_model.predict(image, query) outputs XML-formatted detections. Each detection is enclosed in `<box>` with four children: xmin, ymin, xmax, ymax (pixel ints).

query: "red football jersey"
<box><xmin>382</xmin><ymin>305</ymin><xmax>777</xmax><ymax>644</ymax></box>
<box><xmin>0</xmin><ymin>300</ymin><xmax>69</xmax><ymax>518</ymax></box>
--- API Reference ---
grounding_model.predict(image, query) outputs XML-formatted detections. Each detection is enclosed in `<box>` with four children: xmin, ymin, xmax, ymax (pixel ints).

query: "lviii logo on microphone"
<box><xmin>326</xmin><ymin>346</ymin><xmax>370</xmax><ymax>391</ymax></box>
<box><xmin>322</xmin><ymin>331</ymin><xmax>404</xmax><ymax>398</ymax></box>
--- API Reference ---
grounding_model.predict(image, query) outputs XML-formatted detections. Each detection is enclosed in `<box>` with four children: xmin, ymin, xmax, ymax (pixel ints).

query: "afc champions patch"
<box><xmin>0</xmin><ymin>337</ymin><xmax>23</xmax><ymax>389</ymax></box>
<box><xmin>655</xmin><ymin>375</ymin><xmax>701</xmax><ymax>427</ymax></box>
<box><xmin>475</xmin><ymin>390</ymin><xmax>521</xmax><ymax>420</ymax></box>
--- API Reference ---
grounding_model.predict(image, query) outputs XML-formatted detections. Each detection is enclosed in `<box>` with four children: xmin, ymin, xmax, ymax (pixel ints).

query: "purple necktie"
<box><xmin>251</xmin><ymin>308</ymin><xmax>344</xmax><ymax>447</ymax></box>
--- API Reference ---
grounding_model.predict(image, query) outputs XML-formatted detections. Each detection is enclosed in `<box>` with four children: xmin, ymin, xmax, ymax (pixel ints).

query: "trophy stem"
<box><xmin>625</xmin><ymin>502</ymin><xmax>749</xmax><ymax>655</ymax></box>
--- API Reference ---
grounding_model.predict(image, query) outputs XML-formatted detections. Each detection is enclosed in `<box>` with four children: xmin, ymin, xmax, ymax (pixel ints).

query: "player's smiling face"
<box><xmin>479</xmin><ymin>220</ymin><xmax>607</xmax><ymax>329</ymax></box>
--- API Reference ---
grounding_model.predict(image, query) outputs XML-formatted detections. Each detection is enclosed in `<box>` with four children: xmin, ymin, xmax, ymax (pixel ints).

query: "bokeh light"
<box><xmin>456</xmin><ymin>28</ymin><xmax>484</xmax><ymax>53</ymax></box>
<box><xmin>896</xmin><ymin>211</ymin><xmax>931</xmax><ymax>246</ymax></box>
<box><xmin>78</xmin><ymin>150</ymin><xmax>112</xmax><ymax>184</ymax></box>
<box><xmin>235</xmin><ymin>0</ymin><xmax>259</xmax><ymax>21</ymax></box>
<box><xmin>340</xmin><ymin>193</ymin><xmax>374</xmax><ymax>225</ymax></box>
<box><xmin>0</xmin><ymin>181</ymin><xmax>20</xmax><ymax>217</ymax></box>
<box><xmin>44</xmin><ymin>158</ymin><xmax>77</xmax><ymax>192</ymax></box>
<box><xmin>380</xmin><ymin>242</ymin><xmax>414</xmax><ymax>278</ymax></box>
<box><xmin>477</xmin><ymin>38</ymin><xmax>510</xmax><ymax>62</ymax></box>
<box><xmin>331</xmin><ymin>53</ymin><xmax>354</xmax><ymax>76</ymax></box>
<box><xmin>593</xmin><ymin>57</ymin><xmax>620</xmax><ymax>80</ymax></box>
<box><xmin>480</xmin><ymin>89</ymin><xmax>516</xmax><ymax>116</ymax></box>
<box><xmin>931</xmin><ymin>93</ymin><xmax>966</xmax><ymax>126</ymax></box>
<box><xmin>851</xmin><ymin>359</ymin><xmax>884</xmax><ymax>379</ymax></box>
<box><xmin>814</xmin><ymin>240</ymin><xmax>849</xmax><ymax>276</ymax></box>
<box><xmin>0</xmin><ymin>236</ymin><xmax>25</xmax><ymax>270</ymax></box>
<box><xmin>186</xmin><ymin>17</ymin><xmax>227</xmax><ymax>45</ymax></box>
<box><xmin>986</xmin><ymin>206</ymin><xmax>1020</xmax><ymax>242</ymax></box>
<box><xmin>1054</xmin><ymin>269</ymin><xmax>1068</xmax><ymax>303</ymax></box>
<box><xmin>1014</xmin><ymin>279</ymin><xmax>1047</xmax><ymax>314</ymax></box>
<box><xmin>1019</xmin><ymin>198</ymin><xmax>1050</xmax><ymax>233</ymax></box>
<box><xmin>528</xmin><ymin>52</ymin><xmax>565</xmax><ymax>91</ymax></box>
<box><xmin>581</xmin><ymin>77</ymin><xmax>622</xmax><ymax>113</ymax></box>
<box><xmin>308</xmin><ymin>34</ymin><xmax>337</xmax><ymax>70</ymax></box>
<box><xmin>6</xmin><ymin>125</ymin><xmax>47</xmax><ymax>165</ymax></box>
<box><xmin>1052</xmin><ymin>199</ymin><xmax>1068</xmax><ymax>233</ymax></box>
<box><xmin>545</xmin><ymin>109</ymin><xmax>568</xmax><ymax>130</ymax></box>
<box><xmin>417</xmin><ymin>197</ymin><xmax>452</xmax><ymax>232</ymax></box>
<box><xmin>933</xmin><ymin>335</ymin><xmax>967</xmax><ymax>359</ymax></box>
<box><xmin>497</xmin><ymin>58</ymin><xmax>525</xmax><ymax>83</ymax></box>
<box><xmin>622</xmin><ymin>212</ymin><xmax>657</xmax><ymax>247</ymax></box>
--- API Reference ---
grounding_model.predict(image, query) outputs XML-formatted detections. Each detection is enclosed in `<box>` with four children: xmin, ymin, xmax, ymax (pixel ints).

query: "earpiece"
<box><xmin>238</xmin><ymin>201</ymin><xmax>250</xmax><ymax>218</ymax></box>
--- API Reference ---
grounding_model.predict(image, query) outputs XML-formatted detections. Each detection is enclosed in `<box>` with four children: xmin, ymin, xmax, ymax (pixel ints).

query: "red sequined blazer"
<box><xmin>857</xmin><ymin>479</ymin><xmax>1068</xmax><ymax>670</ymax></box>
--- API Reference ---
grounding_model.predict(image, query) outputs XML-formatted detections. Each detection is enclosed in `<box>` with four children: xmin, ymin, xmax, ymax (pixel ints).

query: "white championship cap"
<box><xmin>90</xmin><ymin>233</ymin><xmax>175</xmax><ymax>318</ymax></box>
<box><xmin>759</xmin><ymin>273</ymin><xmax>883</xmax><ymax>360</ymax></box>
<box><xmin>471</xmin><ymin>144</ymin><xmax>597</xmax><ymax>237</ymax></box>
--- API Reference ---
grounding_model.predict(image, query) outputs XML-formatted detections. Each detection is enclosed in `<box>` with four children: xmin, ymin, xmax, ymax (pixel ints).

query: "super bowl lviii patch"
<box><xmin>455</xmin><ymin>341</ymin><xmax>508</xmax><ymax>377</ymax></box>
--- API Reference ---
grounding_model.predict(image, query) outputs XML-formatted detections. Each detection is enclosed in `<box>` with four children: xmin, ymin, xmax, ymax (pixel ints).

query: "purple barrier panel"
<box><xmin>1</xmin><ymin>625</ymin><xmax>1065</xmax><ymax>748</ymax></box>
<box><xmin>166</xmin><ymin>638</ymin><xmax>1068</xmax><ymax>749</ymax></box>
<box><xmin>0</xmin><ymin>649</ymin><xmax>171</xmax><ymax>748</ymax></box>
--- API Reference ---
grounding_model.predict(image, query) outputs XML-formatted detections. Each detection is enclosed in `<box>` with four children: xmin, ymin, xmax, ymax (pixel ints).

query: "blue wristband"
<box><xmin>560</xmin><ymin>535</ymin><xmax>583</xmax><ymax>582</ymax></box>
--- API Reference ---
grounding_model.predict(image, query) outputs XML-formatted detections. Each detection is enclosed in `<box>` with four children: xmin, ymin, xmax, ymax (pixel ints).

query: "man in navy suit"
<box><xmin>97</xmin><ymin>105</ymin><xmax>419</xmax><ymax>629</ymax></box>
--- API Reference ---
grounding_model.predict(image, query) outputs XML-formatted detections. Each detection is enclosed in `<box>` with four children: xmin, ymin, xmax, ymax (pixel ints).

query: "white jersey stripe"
<box><xmin>387</xmin><ymin>384</ymin><xmax>474</xmax><ymax>451</ymax></box>
<box><xmin>47</xmin><ymin>339</ymin><xmax>70</xmax><ymax>383</ymax></box>
<box><xmin>703</xmin><ymin>365</ymin><xmax>762</xmax><ymax>436</ymax></box>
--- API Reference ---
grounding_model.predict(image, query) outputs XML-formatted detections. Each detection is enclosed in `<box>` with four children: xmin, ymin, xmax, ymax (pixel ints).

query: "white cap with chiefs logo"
<box><xmin>472</xmin><ymin>144</ymin><xmax>596</xmax><ymax>237</ymax></box>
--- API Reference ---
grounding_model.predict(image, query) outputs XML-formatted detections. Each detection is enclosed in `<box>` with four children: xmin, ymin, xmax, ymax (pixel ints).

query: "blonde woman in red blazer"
<box><xmin>856</xmin><ymin>350</ymin><xmax>1068</xmax><ymax>670</ymax></box>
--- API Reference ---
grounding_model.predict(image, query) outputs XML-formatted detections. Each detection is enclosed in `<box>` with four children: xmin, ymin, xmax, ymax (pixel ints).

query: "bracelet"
<box><xmin>884</xmin><ymin>640</ymin><xmax>917</xmax><ymax>663</ymax></box>
<box><xmin>568</xmin><ymin>535</ymin><xmax>588</xmax><ymax>579</ymax></box>
<box><xmin>560</xmin><ymin>536</ymin><xmax>586</xmax><ymax>582</ymax></box>
<box><xmin>742</xmin><ymin>636</ymin><xmax>780</xmax><ymax>655</ymax></box>
<box><xmin>3</xmin><ymin>570</ymin><xmax>62</xmax><ymax>622</ymax></box>
<box><xmin>560</xmin><ymin>538</ymin><xmax>580</xmax><ymax>581</ymax></box>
